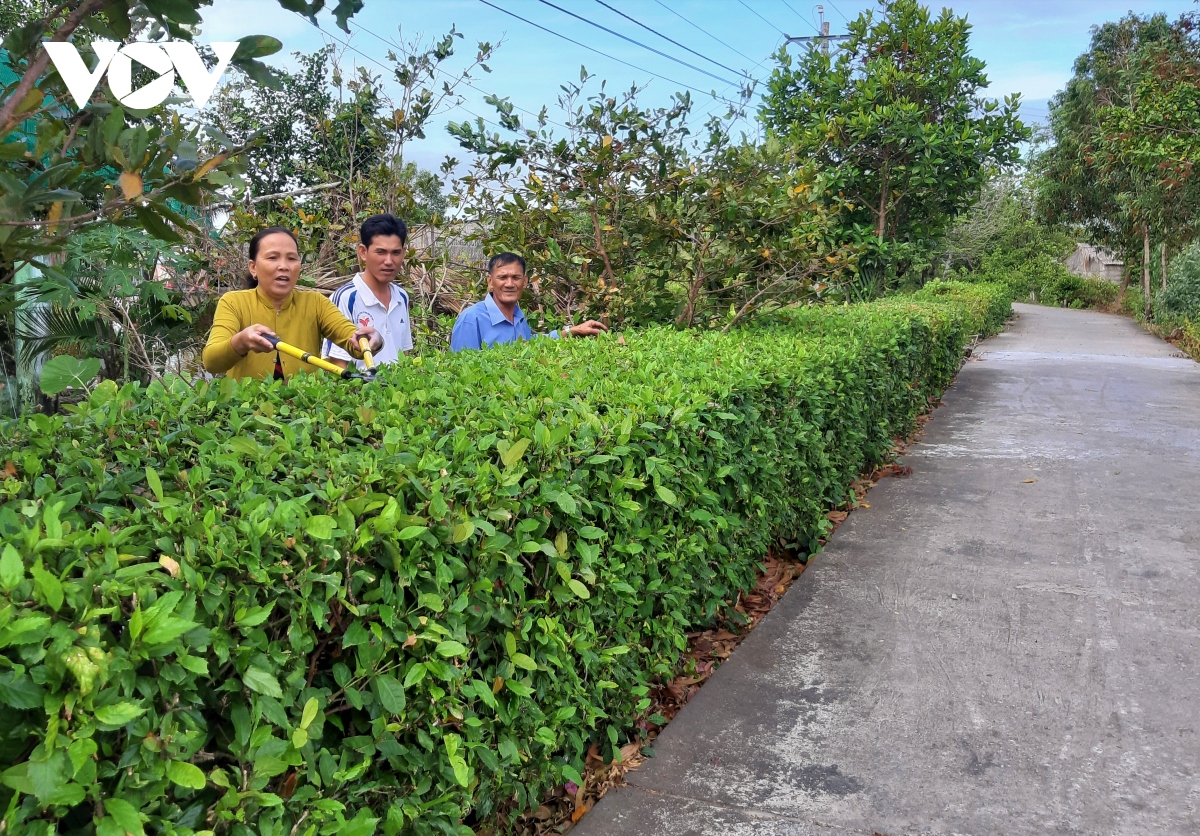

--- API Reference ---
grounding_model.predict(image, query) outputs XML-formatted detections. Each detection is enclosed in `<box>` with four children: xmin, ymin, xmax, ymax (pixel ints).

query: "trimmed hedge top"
<box><xmin>0</xmin><ymin>281</ymin><xmax>1010</xmax><ymax>836</ymax></box>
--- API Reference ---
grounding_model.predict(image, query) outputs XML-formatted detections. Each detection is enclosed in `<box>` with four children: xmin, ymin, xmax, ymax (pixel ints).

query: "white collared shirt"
<box><xmin>323</xmin><ymin>273</ymin><xmax>414</xmax><ymax>367</ymax></box>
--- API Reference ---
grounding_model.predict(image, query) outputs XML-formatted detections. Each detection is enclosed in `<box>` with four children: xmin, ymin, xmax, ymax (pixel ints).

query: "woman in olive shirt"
<box><xmin>203</xmin><ymin>227</ymin><xmax>384</xmax><ymax>380</ymax></box>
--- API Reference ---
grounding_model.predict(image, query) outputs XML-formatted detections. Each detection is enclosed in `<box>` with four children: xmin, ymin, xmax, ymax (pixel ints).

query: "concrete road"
<box><xmin>575</xmin><ymin>304</ymin><xmax>1200</xmax><ymax>836</ymax></box>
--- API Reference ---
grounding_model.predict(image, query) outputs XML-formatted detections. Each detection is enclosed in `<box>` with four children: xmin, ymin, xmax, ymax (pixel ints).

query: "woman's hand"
<box><xmin>354</xmin><ymin>324</ymin><xmax>384</xmax><ymax>353</ymax></box>
<box><xmin>231</xmin><ymin>324</ymin><xmax>278</xmax><ymax>356</ymax></box>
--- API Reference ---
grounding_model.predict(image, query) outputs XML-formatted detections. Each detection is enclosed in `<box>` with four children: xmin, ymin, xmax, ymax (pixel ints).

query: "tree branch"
<box><xmin>206</xmin><ymin>181</ymin><xmax>342</xmax><ymax>211</ymax></box>
<box><xmin>0</xmin><ymin>0</ymin><xmax>107</xmax><ymax>138</ymax></box>
<box><xmin>0</xmin><ymin>144</ymin><xmax>251</xmax><ymax>230</ymax></box>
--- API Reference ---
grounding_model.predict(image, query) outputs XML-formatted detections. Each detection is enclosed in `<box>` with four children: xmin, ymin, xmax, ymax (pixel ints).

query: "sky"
<box><xmin>197</xmin><ymin>0</ymin><xmax>1199</xmax><ymax>174</ymax></box>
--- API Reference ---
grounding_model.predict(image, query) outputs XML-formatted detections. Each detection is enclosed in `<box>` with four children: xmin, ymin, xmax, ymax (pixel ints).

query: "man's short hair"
<box><xmin>360</xmin><ymin>214</ymin><xmax>408</xmax><ymax>247</ymax></box>
<box><xmin>487</xmin><ymin>252</ymin><xmax>526</xmax><ymax>274</ymax></box>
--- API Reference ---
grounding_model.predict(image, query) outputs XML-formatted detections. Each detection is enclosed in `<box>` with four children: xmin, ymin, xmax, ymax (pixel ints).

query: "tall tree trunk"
<box><xmin>588</xmin><ymin>204</ymin><xmax>616</xmax><ymax>328</ymax></box>
<box><xmin>1161</xmin><ymin>242</ymin><xmax>1168</xmax><ymax>292</ymax></box>
<box><xmin>1142</xmin><ymin>224</ymin><xmax>1151</xmax><ymax>319</ymax></box>
<box><xmin>876</xmin><ymin>177</ymin><xmax>888</xmax><ymax>243</ymax></box>
<box><xmin>875</xmin><ymin>159</ymin><xmax>889</xmax><ymax>244</ymax></box>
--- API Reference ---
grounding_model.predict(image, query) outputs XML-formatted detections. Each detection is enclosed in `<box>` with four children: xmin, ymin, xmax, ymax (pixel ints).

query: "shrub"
<box><xmin>0</xmin><ymin>283</ymin><xmax>1011</xmax><ymax>835</ymax></box>
<box><xmin>951</xmin><ymin>253</ymin><xmax>1120</xmax><ymax>310</ymax></box>
<box><xmin>1158</xmin><ymin>241</ymin><xmax>1200</xmax><ymax>322</ymax></box>
<box><xmin>1037</xmin><ymin>273</ymin><xmax>1120</xmax><ymax>309</ymax></box>
<box><xmin>1176</xmin><ymin>318</ymin><xmax>1200</xmax><ymax>362</ymax></box>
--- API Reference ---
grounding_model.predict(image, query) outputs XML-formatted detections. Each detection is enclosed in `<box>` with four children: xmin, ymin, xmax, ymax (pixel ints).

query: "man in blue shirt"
<box><xmin>450</xmin><ymin>252</ymin><xmax>607</xmax><ymax>351</ymax></box>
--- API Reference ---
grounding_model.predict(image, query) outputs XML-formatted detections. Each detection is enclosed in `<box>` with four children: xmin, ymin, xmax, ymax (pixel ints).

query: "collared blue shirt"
<box><xmin>450</xmin><ymin>293</ymin><xmax>558</xmax><ymax>351</ymax></box>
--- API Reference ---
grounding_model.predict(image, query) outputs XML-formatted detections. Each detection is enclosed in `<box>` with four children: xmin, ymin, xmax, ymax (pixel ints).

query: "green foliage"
<box><xmin>934</xmin><ymin>174</ymin><xmax>1073</xmax><ymax>275</ymax></box>
<box><xmin>450</xmin><ymin>77</ymin><xmax>852</xmax><ymax>329</ymax></box>
<box><xmin>0</xmin><ymin>284</ymin><xmax>1009</xmax><ymax>834</ymax></box>
<box><xmin>1035</xmin><ymin>12</ymin><xmax>1175</xmax><ymax>257</ymax></box>
<box><xmin>953</xmin><ymin>250</ymin><xmax>1118</xmax><ymax>309</ymax></box>
<box><xmin>1158</xmin><ymin>240</ymin><xmax>1200</xmax><ymax>321</ymax></box>
<box><xmin>396</xmin><ymin>163</ymin><xmax>450</xmax><ymax>226</ymax></box>
<box><xmin>208</xmin><ymin>43</ymin><xmax>466</xmax><ymax>209</ymax></box>
<box><xmin>36</xmin><ymin>354</ymin><xmax>99</xmax><ymax>395</ymax></box>
<box><xmin>761</xmin><ymin>0</ymin><xmax>1027</xmax><ymax>289</ymax></box>
<box><xmin>207</xmin><ymin>47</ymin><xmax>350</xmax><ymax>198</ymax></box>
<box><xmin>1037</xmin><ymin>274</ymin><xmax>1120</xmax><ymax>309</ymax></box>
<box><xmin>953</xmin><ymin>253</ymin><xmax>1117</xmax><ymax>310</ymax></box>
<box><xmin>938</xmin><ymin>176</ymin><xmax>1088</xmax><ymax>305</ymax></box>
<box><xmin>1034</xmin><ymin>10</ymin><xmax>1200</xmax><ymax>317</ymax></box>
<box><xmin>207</xmin><ymin>31</ymin><xmax>485</xmax><ymax>285</ymax></box>
<box><xmin>1094</xmin><ymin>14</ymin><xmax>1200</xmax><ymax>255</ymax></box>
<box><xmin>18</xmin><ymin>225</ymin><xmax>210</xmax><ymax>386</ymax></box>
<box><xmin>1175</xmin><ymin>317</ymin><xmax>1200</xmax><ymax>361</ymax></box>
<box><xmin>0</xmin><ymin>0</ymin><xmax>357</xmax><ymax>293</ymax></box>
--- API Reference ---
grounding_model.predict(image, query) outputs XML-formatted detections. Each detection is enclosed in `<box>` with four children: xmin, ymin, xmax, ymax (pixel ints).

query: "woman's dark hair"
<box><xmin>360</xmin><ymin>213</ymin><xmax>408</xmax><ymax>247</ymax></box>
<box><xmin>487</xmin><ymin>252</ymin><xmax>526</xmax><ymax>274</ymax></box>
<box><xmin>244</xmin><ymin>226</ymin><xmax>300</xmax><ymax>288</ymax></box>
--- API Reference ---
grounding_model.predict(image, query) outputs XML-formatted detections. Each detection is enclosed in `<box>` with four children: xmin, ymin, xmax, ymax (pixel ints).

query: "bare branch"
<box><xmin>0</xmin><ymin>0</ymin><xmax>107</xmax><ymax>137</ymax></box>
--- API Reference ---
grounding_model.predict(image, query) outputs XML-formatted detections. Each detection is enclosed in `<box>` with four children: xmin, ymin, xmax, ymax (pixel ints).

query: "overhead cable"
<box><xmin>698</xmin><ymin>35</ymin><xmax>782</xmax><ymax>122</ymax></box>
<box><xmin>591</xmin><ymin>0</ymin><xmax>747</xmax><ymax>78</ymax></box>
<box><xmin>826</xmin><ymin>1</ymin><xmax>852</xmax><ymax>24</ymax></box>
<box><xmin>777</xmin><ymin>0</ymin><xmax>818</xmax><ymax>32</ymax></box>
<box><xmin>534</xmin><ymin>0</ymin><xmax>740</xmax><ymax>87</ymax></box>
<box><xmin>347</xmin><ymin>20</ymin><xmax>571</xmax><ymax>132</ymax></box>
<box><xmin>302</xmin><ymin>16</ymin><xmax>506</xmax><ymax>132</ymax></box>
<box><xmin>651</xmin><ymin>0</ymin><xmax>758</xmax><ymax>63</ymax></box>
<box><xmin>476</xmin><ymin>0</ymin><xmax>743</xmax><ymax>106</ymax></box>
<box><xmin>736</xmin><ymin>0</ymin><xmax>788</xmax><ymax>36</ymax></box>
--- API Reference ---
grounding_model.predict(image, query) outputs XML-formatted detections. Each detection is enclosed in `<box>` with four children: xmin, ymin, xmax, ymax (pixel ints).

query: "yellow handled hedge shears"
<box><xmin>264</xmin><ymin>334</ymin><xmax>379</xmax><ymax>381</ymax></box>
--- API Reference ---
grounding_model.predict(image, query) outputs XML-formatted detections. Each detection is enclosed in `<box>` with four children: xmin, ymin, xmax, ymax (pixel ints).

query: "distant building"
<box><xmin>1066</xmin><ymin>243</ymin><xmax>1123</xmax><ymax>283</ymax></box>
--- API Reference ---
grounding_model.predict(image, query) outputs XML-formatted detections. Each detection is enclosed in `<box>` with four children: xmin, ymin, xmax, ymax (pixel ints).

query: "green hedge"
<box><xmin>0</xmin><ymin>282</ymin><xmax>1011</xmax><ymax>836</ymax></box>
<box><xmin>951</xmin><ymin>253</ymin><xmax>1119</xmax><ymax>310</ymax></box>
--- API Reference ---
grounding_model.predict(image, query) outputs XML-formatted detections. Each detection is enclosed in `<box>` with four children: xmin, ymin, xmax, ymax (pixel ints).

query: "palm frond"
<box><xmin>15</xmin><ymin>303</ymin><xmax>117</xmax><ymax>366</ymax></box>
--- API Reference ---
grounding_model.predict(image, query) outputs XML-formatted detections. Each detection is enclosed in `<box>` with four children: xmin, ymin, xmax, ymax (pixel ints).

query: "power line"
<box><xmin>736</xmin><ymin>0</ymin><xmax>788</xmax><ymax>36</ymax></box>
<box><xmin>651</xmin><ymin>0</ymin><xmax>758</xmax><ymax>64</ymax></box>
<box><xmin>476</xmin><ymin>0</ymin><xmax>742</xmax><ymax>106</ymax></box>
<box><xmin>346</xmin><ymin>20</ymin><xmax>571</xmax><ymax>132</ymax></box>
<box><xmin>591</xmin><ymin>0</ymin><xmax>747</xmax><ymax>79</ymax></box>
<box><xmin>826</xmin><ymin>1</ymin><xmax>852</xmax><ymax>24</ymax></box>
<box><xmin>534</xmin><ymin>0</ymin><xmax>740</xmax><ymax>87</ymax></box>
<box><xmin>697</xmin><ymin>34</ymin><xmax>783</xmax><ymax>124</ymax></box>
<box><xmin>302</xmin><ymin>16</ymin><xmax>507</xmax><ymax>133</ymax></box>
<box><xmin>776</xmin><ymin>0</ymin><xmax>818</xmax><ymax>33</ymax></box>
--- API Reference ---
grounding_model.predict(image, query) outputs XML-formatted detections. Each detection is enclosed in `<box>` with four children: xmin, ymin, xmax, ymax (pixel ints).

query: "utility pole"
<box><xmin>784</xmin><ymin>6</ymin><xmax>848</xmax><ymax>55</ymax></box>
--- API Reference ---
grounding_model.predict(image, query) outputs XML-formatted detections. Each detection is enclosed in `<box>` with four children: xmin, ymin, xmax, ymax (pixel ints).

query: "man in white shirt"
<box><xmin>324</xmin><ymin>213</ymin><xmax>414</xmax><ymax>369</ymax></box>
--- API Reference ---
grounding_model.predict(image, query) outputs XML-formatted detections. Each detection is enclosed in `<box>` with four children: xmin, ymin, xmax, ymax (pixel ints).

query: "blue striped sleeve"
<box><xmin>324</xmin><ymin>284</ymin><xmax>353</xmax><ymax>356</ymax></box>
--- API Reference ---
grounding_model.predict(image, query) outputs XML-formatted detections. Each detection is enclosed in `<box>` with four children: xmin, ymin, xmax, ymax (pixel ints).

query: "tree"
<box><xmin>206</xmin><ymin>33</ymin><xmax>479</xmax><ymax>216</ymax></box>
<box><xmin>17</xmin><ymin>225</ymin><xmax>208</xmax><ymax>388</ymax></box>
<box><xmin>760</xmin><ymin>0</ymin><xmax>1026</xmax><ymax>292</ymax></box>
<box><xmin>933</xmin><ymin>172</ymin><xmax>1073</xmax><ymax>277</ymax></box>
<box><xmin>203</xmin><ymin>30</ymin><xmax>489</xmax><ymax>313</ymax></box>
<box><xmin>0</xmin><ymin>0</ymin><xmax>367</xmax><ymax>297</ymax></box>
<box><xmin>1092</xmin><ymin>13</ymin><xmax>1200</xmax><ymax>307</ymax></box>
<box><xmin>205</xmin><ymin>47</ymin><xmax>339</xmax><ymax>197</ymax></box>
<box><xmin>1034</xmin><ymin>12</ymin><xmax>1179</xmax><ymax>314</ymax></box>
<box><xmin>449</xmin><ymin>73</ymin><xmax>853</xmax><ymax>330</ymax></box>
